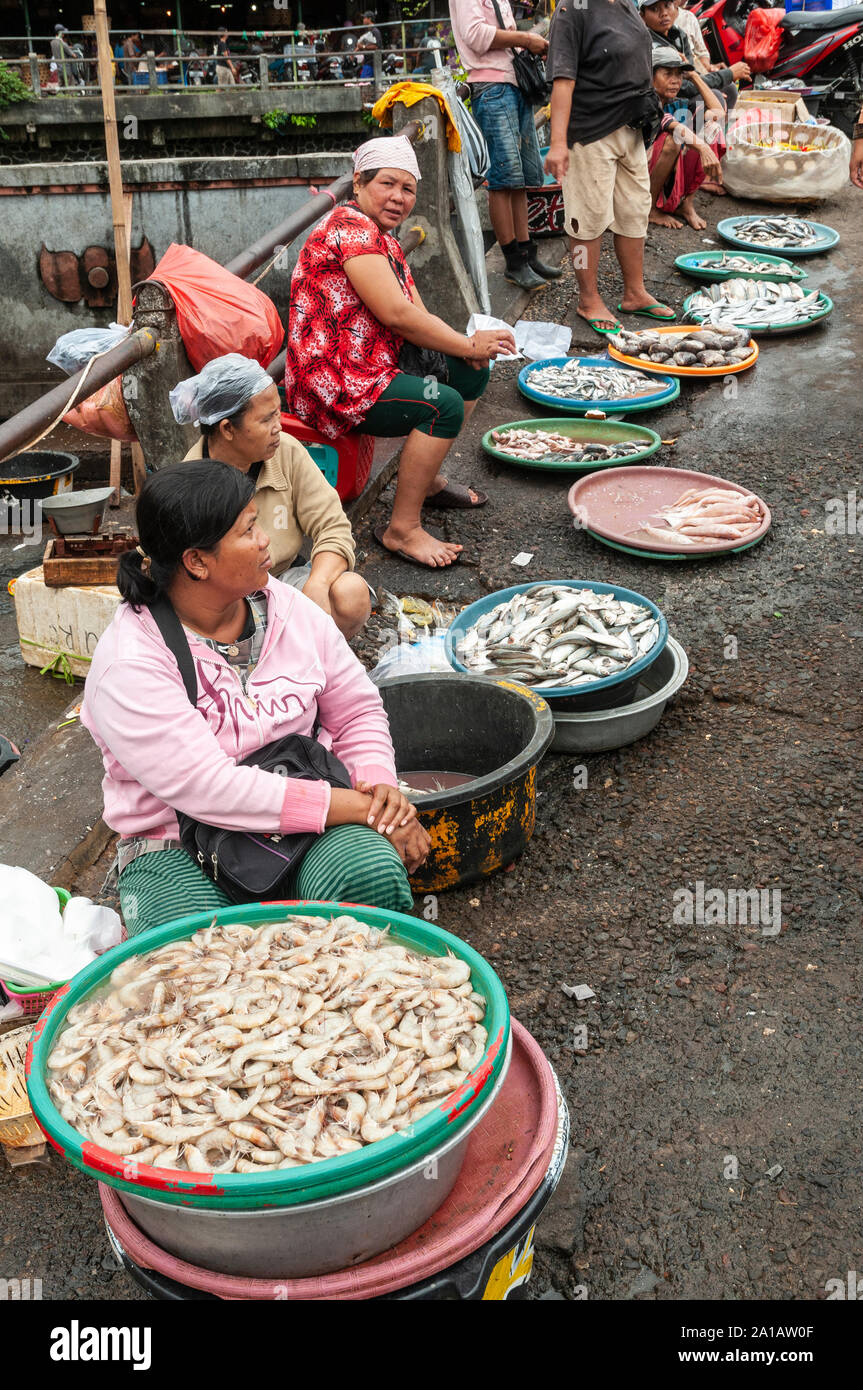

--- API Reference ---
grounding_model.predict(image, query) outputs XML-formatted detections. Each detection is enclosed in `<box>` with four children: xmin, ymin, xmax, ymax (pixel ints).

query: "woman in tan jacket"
<box><xmin>172</xmin><ymin>354</ymin><xmax>371</xmax><ymax>639</ymax></box>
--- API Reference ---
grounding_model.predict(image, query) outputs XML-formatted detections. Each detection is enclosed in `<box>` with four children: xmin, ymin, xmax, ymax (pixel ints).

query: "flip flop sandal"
<box><xmin>578</xmin><ymin>315</ymin><xmax>623</xmax><ymax>338</ymax></box>
<box><xmin>372</xmin><ymin>524</ymin><xmax>461</xmax><ymax>569</ymax></box>
<box><xmin>617</xmin><ymin>302</ymin><xmax>677</xmax><ymax>321</ymax></box>
<box><xmin>424</xmin><ymin>482</ymin><xmax>488</xmax><ymax>510</ymax></box>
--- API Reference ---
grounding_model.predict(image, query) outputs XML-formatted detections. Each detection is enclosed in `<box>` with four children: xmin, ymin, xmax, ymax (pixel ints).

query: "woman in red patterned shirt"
<box><xmin>285</xmin><ymin>135</ymin><xmax>515</xmax><ymax>569</ymax></box>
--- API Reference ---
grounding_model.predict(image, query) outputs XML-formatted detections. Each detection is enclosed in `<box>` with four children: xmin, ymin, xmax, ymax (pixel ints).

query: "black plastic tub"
<box><xmin>378</xmin><ymin>673</ymin><xmax>554</xmax><ymax>892</ymax></box>
<box><xmin>1</xmin><ymin>451</ymin><xmax>79</xmax><ymax>503</ymax></box>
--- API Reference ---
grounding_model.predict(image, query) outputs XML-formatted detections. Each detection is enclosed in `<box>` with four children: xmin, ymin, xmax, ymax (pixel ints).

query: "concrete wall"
<box><xmin>0</xmin><ymin>152</ymin><xmax>352</xmax><ymax>415</ymax></box>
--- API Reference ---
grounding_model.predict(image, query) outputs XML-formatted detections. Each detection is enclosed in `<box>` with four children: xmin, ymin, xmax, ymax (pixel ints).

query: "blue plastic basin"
<box><xmin>445</xmin><ymin>580</ymin><xmax>669</xmax><ymax>712</ymax></box>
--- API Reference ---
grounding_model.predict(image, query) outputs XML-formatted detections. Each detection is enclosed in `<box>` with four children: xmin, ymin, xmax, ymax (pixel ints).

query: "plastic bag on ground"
<box><xmin>514</xmin><ymin>318</ymin><xmax>572</xmax><ymax>361</ymax></box>
<box><xmin>369</xmin><ymin>634</ymin><xmax>454</xmax><ymax>684</ymax></box>
<box><xmin>0</xmin><ymin>866</ymin><xmax>121</xmax><ymax>984</ymax></box>
<box><xmin>47</xmin><ymin>323</ymin><xmax>130</xmax><ymax>375</ymax></box>
<box><xmin>723</xmin><ymin>119</ymin><xmax>851</xmax><ymax>202</ymax></box>
<box><xmin>146</xmin><ymin>244</ymin><xmax>284</xmax><ymax>372</ymax></box>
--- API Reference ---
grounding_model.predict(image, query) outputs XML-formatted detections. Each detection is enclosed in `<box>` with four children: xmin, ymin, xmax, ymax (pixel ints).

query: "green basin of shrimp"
<box><xmin>26</xmin><ymin>902</ymin><xmax>510</xmax><ymax>1211</ymax></box>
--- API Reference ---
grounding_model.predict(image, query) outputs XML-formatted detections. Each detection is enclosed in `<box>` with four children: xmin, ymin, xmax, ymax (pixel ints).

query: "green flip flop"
<box><xmin>617</xmin><ymin>302</ymin><xmax>676</xmax><ymax>321</ymax></box>
<box><xmin>579</xmin><ymin>315</ymin><xmax>623</xmax><ymax>337</ymax></box>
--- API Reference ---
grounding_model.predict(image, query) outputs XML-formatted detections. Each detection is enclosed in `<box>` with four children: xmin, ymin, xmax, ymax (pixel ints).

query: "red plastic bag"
<box><xmin>64</xmin><ymin>376</ymin><xmax>137</xmax><ymax>441</ymax></box>
<box><xmin>145</xmin><ymin>244</ymin><xmax>284</xmax><ymax>372</ymax></box>
<box><xmin>743</xmin><ymin>10</ymin><xmax>784</xmax><ymax>73</ymax></box>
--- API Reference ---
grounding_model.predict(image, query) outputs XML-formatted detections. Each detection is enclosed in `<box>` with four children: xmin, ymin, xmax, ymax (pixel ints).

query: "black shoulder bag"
<box><xmin>490</xmin><ymin>0</ymin><xmax>550</xmax><ymax>107</ymax></box>
<box><xmin>149</xmin><ymin>597</ymin><xmax>352</xmax><ymax>903</ymax></box>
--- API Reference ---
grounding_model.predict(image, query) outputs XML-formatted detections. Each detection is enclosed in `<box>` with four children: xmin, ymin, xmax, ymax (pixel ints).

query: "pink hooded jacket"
<box><xmin>81</xmin><ymin>579</ymin><xmax>397</xmax><ymax>842</ymax></box>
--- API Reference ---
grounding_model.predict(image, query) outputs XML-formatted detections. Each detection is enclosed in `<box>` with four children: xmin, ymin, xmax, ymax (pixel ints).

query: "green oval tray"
<box><xmin>27</xmin><ymin>901</ymin><xmax>510</xmax><ymax>1211</ymax></box>
<box><xmin>481</xmin><ymin>418</ymin><xmax>662</xmax><ymax>472</ymax></box>
<box><xmin>582</xmin><ymin>528</ymin><xmax>769</xmax><ymax>561</ymax></box>
<box><xmin>674</xmin><ymin>250</ymin><xmax>807</xmax><ymax>284</ymax></box>
<box><xmin>681</xmin><ymin>290</ymin><xmax>833</xmax><ymax>337</ymax></box>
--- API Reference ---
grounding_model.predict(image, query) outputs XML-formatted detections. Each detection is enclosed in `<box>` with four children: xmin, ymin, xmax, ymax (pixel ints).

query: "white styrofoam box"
<box><xmin>13</xmin><ymin>566</ymin><xmax>121</xmax><ymax>678</ymax></box>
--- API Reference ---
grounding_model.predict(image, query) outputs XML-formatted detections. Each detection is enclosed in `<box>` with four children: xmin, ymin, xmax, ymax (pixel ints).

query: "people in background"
<box><xmin>172</xmin><ymin>354</ymin><xmax>372</xmax><ymax>640</ymax></box>
<box><xmin>50</xmin><ymin>24</ymin><xmax>79</xmax><ymax>88</ymax></box>
<box><xmin>215</xmin><ymin>25</ymin><xmax>239</xmax><ymax>85</ymax></box>
<box><xmin>648</xmin><ymin>46</ymin><xmax>725</xmax><ymax>230</ymax></box>
<box><xmin>285</xmin><ymin>135</ymin><xmax>515</xmax><ymax>570</ymax></box>
<box><xmin>545</xmin><ymin>0</ymin><xmax>675</xmax><ymax>337</ymax></box>
<box><xmin>450</xmin><ymin>0</ymin><xmax>562</xmax><ymax>291</ymax></box>
<box><xmin>639</xmin><ymin>0</ymin><xmax>749</xmax><ymax>111</ymax></box>
<box><xmin>82</xmin><ymin>461</ymin><xmax>427</xmax><ymax>938</ymax></box>
<box><xmin>121</xmin><ymin>30</ymin><xmax>143</xmax><ymax>85</ymax></box>
<box><xmin>672</xmin><ymin>0</ymin><xmax>714</xmax><ymax>74</ymax></box>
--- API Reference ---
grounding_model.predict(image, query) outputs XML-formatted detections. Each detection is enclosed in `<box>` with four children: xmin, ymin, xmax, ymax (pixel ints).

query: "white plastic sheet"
<box><xmin>368</xmin><ymin>634</ymin><xmax>454</xmax><ymax>684</ymax></box>
<box><xmin>465</xmin><ymin>315</ymin><xmax>572</xmax><ymax>362</ymax></box>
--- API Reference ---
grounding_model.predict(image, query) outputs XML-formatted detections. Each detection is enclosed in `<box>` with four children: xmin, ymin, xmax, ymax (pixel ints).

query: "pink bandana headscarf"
<box><xmin>352</xmin><ymin>134</ymin><xmax>421</xmax><ymax>182</ymax></box>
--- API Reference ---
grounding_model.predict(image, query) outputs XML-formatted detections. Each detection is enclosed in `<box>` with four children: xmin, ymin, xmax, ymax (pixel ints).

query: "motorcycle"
<box><xmin>695</xmin><ymin>0</ymin><xmax>863</xmax><ymax>133</ymax></box>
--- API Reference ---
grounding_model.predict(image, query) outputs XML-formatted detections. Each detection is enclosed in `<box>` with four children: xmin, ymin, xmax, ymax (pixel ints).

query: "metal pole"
<box><xmin>22</xmin><ymin>0</ymin><xmax>33</xmax><ymax>48</ymax></box>
<box><xmin>0</xmin><ymin>331</ymin><xmax>157</xmax><ymax>465</ymax></box>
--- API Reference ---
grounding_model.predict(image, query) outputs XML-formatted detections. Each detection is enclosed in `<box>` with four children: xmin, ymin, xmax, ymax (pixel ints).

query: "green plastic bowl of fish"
<box><xmin>673</xmin><ymin>250</ymin><xmax>808</xmax><ymax>284</ymax></box>
<box><xmin>26</xmin><ymin>902</ymin><xmax>510</xmax><ymax>1211</ymax></box>
<box><xmin>682</xmin><ymin>282</ymin><xmax>833</xmax><ymax>336</ymax></box>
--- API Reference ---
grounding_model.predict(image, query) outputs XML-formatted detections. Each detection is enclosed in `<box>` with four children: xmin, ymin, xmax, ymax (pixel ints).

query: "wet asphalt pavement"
<box><xmin>1</xmin><ymin>187</ymin><xmax>860</xmax><ymax>1302</ymax></box>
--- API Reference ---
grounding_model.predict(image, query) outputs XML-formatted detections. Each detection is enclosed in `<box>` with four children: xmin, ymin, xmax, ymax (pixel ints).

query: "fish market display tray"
<box><xmin>26</xmin><ymin>902</ymin><xmax>510</xmax><ymax>1212</ymax></box>
<box><xmin>481</xmin><ymin>418</ymin><xmax>661</xmax><ymax>472</ymax></box>
<box><xmin>517</xmin><ymin>355</ymin><xmax>680</xmax><ymax>416</ymax></box>
<box><xmin>608</xmin><ymin>325</ymin><xmax>758</xmax><ymax>378</ymax></box>
<box><xmin>446</xmin><ymin>580</ymin><xmax>668</xmax><ymax>705</ymax></box>
<box><xmin>682</xmin><ymin>289</ymin><xmax>833</xmax><ymax>336</ymax></box>
<box><xmin>567</xmin><ymin>466</ymin><xmax>771</xmax><ymax>559</ymax></box>
<box><xmin>674</xmin><ymin>250</ymin><xmax>807</xmax><ymax>284</ymax></box>
<box><xmin>716</xmin><ymin>216</ymin><xmax>840</xmax><ymax>257</ymax></box>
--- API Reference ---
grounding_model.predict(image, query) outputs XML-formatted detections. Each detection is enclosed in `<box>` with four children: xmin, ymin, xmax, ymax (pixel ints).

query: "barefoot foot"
<box><xmin>379</xmin><ymin>523</ymin><xmax>463</xmax><ymax>568</ymax></box>
<box><xmin>648</xmin><ymin>208</ymin><xmax>683</xmax><ymax>230</ymax></box>
<box><xmin>678</xmin><ymin>196</ymin><xmax>707</xmax><ymax>231</ymax></box>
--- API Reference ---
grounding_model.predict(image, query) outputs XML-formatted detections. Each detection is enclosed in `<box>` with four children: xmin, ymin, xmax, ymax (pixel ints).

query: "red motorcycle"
<box><xmin>692</xmin><ymin>0</ymin><xmax>863</xmax><ymax>132</ymax></box>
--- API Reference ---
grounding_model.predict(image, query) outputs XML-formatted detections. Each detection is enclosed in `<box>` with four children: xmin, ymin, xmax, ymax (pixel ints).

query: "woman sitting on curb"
<box><xmin>173</xmin><ymin>354</ymin><xmax>372</xmax><ymax>641</ymax></box>
<box><xmin>81</xmin><ymin>461</ymin><xmax>429</xmax><ymax>938</ymax></box>
<box><xmin>285</xmin><ymin>134</ymin><xmax>515</xmax><ymax>570</ymax></box>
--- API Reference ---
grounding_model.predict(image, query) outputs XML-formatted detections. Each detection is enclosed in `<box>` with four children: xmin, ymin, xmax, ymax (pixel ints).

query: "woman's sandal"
<box><xmin>578</xmin><ymin>315</ymin><xmax>623</xmax><ymax>338</ymax></box>
<box><xmin>424</xmin><ymin>482</ymin><xmax>488</xmax><ymax>510</ymax></box>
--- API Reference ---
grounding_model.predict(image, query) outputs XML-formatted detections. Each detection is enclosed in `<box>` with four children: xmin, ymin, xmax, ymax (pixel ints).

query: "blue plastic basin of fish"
<box><xmin>517</xmin><ymin>356</ymin><xmax>680</xmax><ymax>416</ymax></box>
<box><xmin>716</xmin><ymin>217</ymin><xmax>840</xmax><ymax>257</ymax></box>
<box><xmin>445</xmin><ymin>580</ymin><xmax>669</xmax><ymax>712</ymax></box>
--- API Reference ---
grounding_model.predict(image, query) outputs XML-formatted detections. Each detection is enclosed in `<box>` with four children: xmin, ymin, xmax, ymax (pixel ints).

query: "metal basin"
<box><xmin>118</xmin><ymin>1038</ymin><xmax>512</xmax><ymax>1280</ymax></box>
<box><xmin>40</xmin><ymin>486</ymin><xmax>115</xmax><ymax>535</ymax></box>
<box><xmin>551</xmin><ymin>635</ymin><xmax>688</xmax><ymax>753</ymax></box>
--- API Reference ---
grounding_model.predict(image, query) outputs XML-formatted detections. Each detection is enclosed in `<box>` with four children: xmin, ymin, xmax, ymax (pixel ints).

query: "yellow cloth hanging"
<box><xmin>371</xmin><ymin>81</ymin><xmax>462</xmax><ymax>154</ymax></box>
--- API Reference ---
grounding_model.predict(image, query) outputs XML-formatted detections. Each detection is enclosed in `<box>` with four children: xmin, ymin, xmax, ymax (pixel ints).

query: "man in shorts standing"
<box><xmin>545</xmin><ymin>0</ymin><xmax>675</xmax><ymax>335</ymax></box>
<box><xmin>451</xmin><ymin>0</ymin><xmax>562</xmax><ymax>290</ymax></box>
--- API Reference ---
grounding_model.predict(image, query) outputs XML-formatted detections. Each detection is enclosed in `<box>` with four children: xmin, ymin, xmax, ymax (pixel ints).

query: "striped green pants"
<box><xmin>118</xmin><ymin>824</ymin><xmax>414</xmax><ymax>939</ymax></box>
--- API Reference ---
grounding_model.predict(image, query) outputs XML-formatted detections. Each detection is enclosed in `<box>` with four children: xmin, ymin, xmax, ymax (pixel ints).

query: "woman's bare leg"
<box><xmin>427</xmin><ymin>397</ymin><xmax>483</xmax><ymax>501</ymax></box>
<box><xmin>571</xmin><ymin>235</ymin><xmax>618</xmax><ymax>330</ymax></box>
<box><xmin>648</xmin><ymin>137</ymin><xmax>684</xmax><ymax>229</ymax></box>
<box><xmin>381</xmin><ymin>429</ymin><xmax>463</xmax><ymax>567</ymax></box>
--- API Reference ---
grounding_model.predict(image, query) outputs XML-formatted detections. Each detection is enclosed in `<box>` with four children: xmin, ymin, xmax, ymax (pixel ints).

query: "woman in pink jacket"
<box><xmin>82</xmin><ymin>460</ymin><xmax>429</xmax><ymax>937</ymax></box>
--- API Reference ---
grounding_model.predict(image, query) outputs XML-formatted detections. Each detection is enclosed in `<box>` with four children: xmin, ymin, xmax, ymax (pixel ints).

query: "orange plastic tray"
<box><xmin>609</xmin><ymin>325</ymin><xmax>758</xmax><ymax>378</ymax></box>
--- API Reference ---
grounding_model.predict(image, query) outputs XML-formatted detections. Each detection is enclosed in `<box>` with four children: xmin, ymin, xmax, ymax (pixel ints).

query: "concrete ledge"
<box><xmin>1</xmin><ymin>84</ymin><xmax>364</xmax><ymax>127</ymax></box>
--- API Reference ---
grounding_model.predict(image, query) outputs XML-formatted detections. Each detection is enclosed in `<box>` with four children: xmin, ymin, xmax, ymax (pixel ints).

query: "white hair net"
<box><xmin>170</xmin><ymin>353</ymin><xmax>276</xmax><ymax>427</ymax></box>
